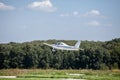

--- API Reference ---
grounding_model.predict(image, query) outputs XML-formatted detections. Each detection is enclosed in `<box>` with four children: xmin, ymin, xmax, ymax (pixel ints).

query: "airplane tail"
<box><xmin>75</xmin><ymin>40</ymin><xmax>81</xmax><ymax>48</ymax></box>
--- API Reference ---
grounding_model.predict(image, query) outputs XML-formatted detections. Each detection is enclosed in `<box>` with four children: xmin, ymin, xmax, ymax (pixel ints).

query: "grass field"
<box><xmin>0</xmin><ymin>69</ymin><xmax>120</xmax><ymax>80</ymax></box>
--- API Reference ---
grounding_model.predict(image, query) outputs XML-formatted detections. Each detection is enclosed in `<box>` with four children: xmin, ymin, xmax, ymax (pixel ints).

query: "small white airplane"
<box><xmin>43</xmin><ymin>40</ymin><xmax>82</xmax><ymax>51</ymax></box>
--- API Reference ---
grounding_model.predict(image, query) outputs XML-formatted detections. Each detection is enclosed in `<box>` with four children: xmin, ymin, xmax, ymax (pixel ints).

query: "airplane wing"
<box><xmin>43</xmin><ymin>43</ymin><xmax>54</xmax><ymax>48</ymax></box>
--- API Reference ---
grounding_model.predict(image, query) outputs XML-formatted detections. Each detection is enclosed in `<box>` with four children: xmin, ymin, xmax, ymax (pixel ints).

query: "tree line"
<box><xmin>0</xmin><ymin>38</ymin><xmax>120</xmax><ymax>70</ymax></box>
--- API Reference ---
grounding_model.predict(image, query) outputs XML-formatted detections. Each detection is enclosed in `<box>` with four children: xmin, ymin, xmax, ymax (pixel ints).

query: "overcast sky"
<box><xmin>0</xmin><ymin>0</ymin><xmax>120</xmax><ymax>43</ymax></box>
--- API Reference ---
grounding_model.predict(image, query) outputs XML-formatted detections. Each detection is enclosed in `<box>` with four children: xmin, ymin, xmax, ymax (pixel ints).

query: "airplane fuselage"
<box><xmin>51</xmin><ymin>44</ymin><xmax>79</xmax><ymax>51</ymax></box>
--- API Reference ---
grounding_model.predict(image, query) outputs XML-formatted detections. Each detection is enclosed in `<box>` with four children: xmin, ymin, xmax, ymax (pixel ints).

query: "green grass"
<box><xmin>0</xmin><ymin>78</ymin><xmax>61</xmax><ymax>80</ymax></box>
<box><xmin>0</xmin><ymin>69</ymin><xmax>120</xmax><ymax>80</ymax></box>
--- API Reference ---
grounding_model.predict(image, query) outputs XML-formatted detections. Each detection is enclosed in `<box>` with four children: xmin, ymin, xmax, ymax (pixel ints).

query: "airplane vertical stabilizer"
<box><xmin>75</xmin><ymin>41</ymin><xmax>81</xmax><ymax>48</ymax></box>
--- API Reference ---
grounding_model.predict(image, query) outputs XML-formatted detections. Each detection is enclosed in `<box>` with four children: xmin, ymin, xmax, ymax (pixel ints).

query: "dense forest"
<box><xmin>0</xmin><ymin>38</ymin><xmax>120</xmax><ymax>70</ymax></box>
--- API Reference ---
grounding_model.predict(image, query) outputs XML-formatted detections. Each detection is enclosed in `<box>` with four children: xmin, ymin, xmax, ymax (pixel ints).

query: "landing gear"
<box><xmin>52</xmin><ymin>48</ymin><xmax>56</xmax><ymax>52</ymax></box>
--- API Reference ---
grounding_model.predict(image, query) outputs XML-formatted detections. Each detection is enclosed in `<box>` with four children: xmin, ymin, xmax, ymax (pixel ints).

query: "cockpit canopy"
<box><xmin>55</xmin><ymin>42</ymin><xmax>68</xmax><ymax>46</ymax></box>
